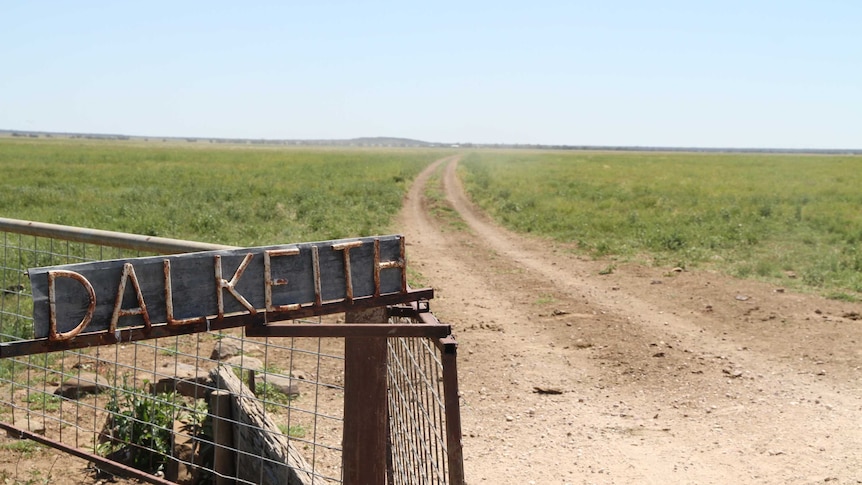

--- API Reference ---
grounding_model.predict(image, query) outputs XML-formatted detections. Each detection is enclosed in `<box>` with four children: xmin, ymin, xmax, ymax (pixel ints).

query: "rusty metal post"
<box><xmin>343</xmin><ymin>307</ymin><xmax>389</xmax><ymax>485</ymax></box>
<box><xmin>440</xmin><ymin>336</ymin><xmax>465</xmax><ymax>485</ymax></box>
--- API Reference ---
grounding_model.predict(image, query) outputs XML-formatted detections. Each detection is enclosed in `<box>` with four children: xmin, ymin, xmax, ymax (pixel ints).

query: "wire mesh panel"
<box><xmin>204</xmin><ymin>333</ymin><xmax>346</xmax><ymax>485</ymax></box>
<box><xmin>0</xmin><ymin>228</ymin><xmax>346</xmax><ymax>484</ymax></box>
<box><xmin>387</xmin><ymin>336</ymin><xmax>449</xmax><ymax>485</ymax></box>
<box><xmin>0</xmin><ymin>221</ymin><xmax>463</xmax><ymax>485</ymax></box>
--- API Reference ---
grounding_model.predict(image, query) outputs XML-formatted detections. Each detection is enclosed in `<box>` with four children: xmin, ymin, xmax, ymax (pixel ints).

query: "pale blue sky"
<box><xmin>2</xmin><ymin>1</ymin><xmax>859</xmax><ymax>148</ymax></box>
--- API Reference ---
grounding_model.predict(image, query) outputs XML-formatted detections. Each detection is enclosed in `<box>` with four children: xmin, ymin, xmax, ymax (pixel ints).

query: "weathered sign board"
<box><xmin>26</xmin><ymin>235</ymin><xmax>410</xmax><ymax>344</ymax></box>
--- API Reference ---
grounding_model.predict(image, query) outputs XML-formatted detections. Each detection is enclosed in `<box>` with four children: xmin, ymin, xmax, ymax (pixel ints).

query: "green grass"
<box><xmin>158</xmin><ymin>342</ymin><xmax>179</xmax><ymax>357</ymax></box>
<box><xmin>98</xmin><ymin>384</ymin><xmax>205</xmax><ymax>475</ymax></box>
<box><xmin>406</xmin><ymin>266</ymin><xmax>428</xmax><ymax>289</ymax></box>
<box><xmin>255</xmin><ymin>381</ymin><xmax>296</xmax><ymax>412</ymax></box>
<box><xmin>0</xmin><ymin>442</ymin><xmax>54</xmax><ymax>485</ymax></box>
<box><xmin>0</xmin><ymin>138</ymin><xmax>447</xmax><ymax>246</ymax></box>
<box><xmin>0</xmin><ymin>137</ymin><xmax>448</xmax><ymax>380</ymax></box>
<box><xmin>0</xmin><ymin>353</ymin><xmax>58</xmax><ymax>383</ymax></box>
<box><xmin>23</xmin><ymin>391</ymin><xmax>62</xmax><ymax>412</ymax></box>
<box><xmin>278</xmin><ymin>423</ymin><xmax>306</xmax><ymax>439</ymax></box>
<box><xmin>424</xmin><ymin>163</ymin><xmax>468</xmax><ymax>232</ymax></box>
<box><xmin>0</xmin><ymin>440</ymin><xmax>45</xmax><ymax>456</ymax></box>
<box><xmin>460</xmin><ymin>150</ymin><xmax>862</xmax><ymax>297</ymax></box>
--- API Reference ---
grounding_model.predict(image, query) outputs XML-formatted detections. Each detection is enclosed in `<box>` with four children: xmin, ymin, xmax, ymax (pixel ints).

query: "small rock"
<box><xmin>151</xmin><ymin>363</ymin><xmax>211</xmax><ymax>397</ymax></box>
<box><xmin>533</xmin><ymin>386</ymin><xmax>564</xmax><ymax>395</ymax></box>
<box><xmin>652</xmin><ymin>352</ymin><xmax>666</xmax><ymax>358</ymax></box>
<box><xmin>735</xmin><ymin>295</ymin><xmax>750</xmax><ymax>301</ymax></box>
<box><xmin>259</xmin><ymin>374</ymin><xmax>300</xmax><ymax>397</ymax></box>
<box><xmin>505</xmin><ymin>415</ymin><xmax>514</xmax><ymax>422</ymax></box>
<box><xmin>239</xmin><ymin>343</ymin><xmax>263</xmax><ymax>356</ymax></box>
<box><xmin>224</xmin><ymin>356</ymin><xmax>264</xmax><ymax>371</ymax></box>
<box><xmin>71</xmin><ymin>361</ymin><xmax>96</xmax><ymax>371</ymax></box>
<box><xmin>210</xmin><ymin>340</ymin><xmax>243</xmax><ymax>361</ymax></box>
<box><xmin>55</xmin><ymin>371</ymin><xmax>109</xmax><ymax>399</ymax></box>
<box><xmin>13</xmin><ymin>421</ymin><xmax>47</xmax><ymax>436</ymax></box>
<box><xmin>290</xmin><ymin>369</ymin><xmax>311</xmax><ymax>380</ymax></box>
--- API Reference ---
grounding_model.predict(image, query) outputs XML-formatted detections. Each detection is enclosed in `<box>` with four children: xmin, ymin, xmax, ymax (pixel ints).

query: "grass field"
<box><xmin>2</xmin><ymin>138</ymin><xmax>860</xmax><ymax>299</ymax></box>
<box><xmin>0</xmin><ymin>138</ymin><xmax>446</xmax><ymax>246</ymax></box>
<box><xmin>460</xmin><ymin>150</ymin><xmax>862</xmax><ymax>299</ymax></box>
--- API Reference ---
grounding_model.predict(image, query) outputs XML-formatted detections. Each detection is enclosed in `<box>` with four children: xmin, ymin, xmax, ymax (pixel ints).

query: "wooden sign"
<box><xmin>28</xmin><ymin>235</ymin><xmax>407</xmax><ymax>341</ymax></box>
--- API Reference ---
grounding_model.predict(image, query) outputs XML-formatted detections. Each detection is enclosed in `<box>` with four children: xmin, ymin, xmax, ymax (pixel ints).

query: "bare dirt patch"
<box><xmin>397</xmin><ymin>156</ymin><xmax>862</xmax><ymax>484</ymax></box>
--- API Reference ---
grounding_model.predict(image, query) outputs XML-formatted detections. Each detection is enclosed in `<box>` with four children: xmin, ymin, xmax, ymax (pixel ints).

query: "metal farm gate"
<box><xmin>0</xmin><ymin>217</ymin><xmax>464</xmax><ymax>485</ymax></box>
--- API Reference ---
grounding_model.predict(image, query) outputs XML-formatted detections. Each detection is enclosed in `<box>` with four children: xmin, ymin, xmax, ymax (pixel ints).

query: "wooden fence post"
<box><xmin>210</xmin><ymin>389</ymin><xmax>236</xmax><ymax>485</ymax></box>
<box><xmin>343</xmin><ymin>307</ymin><xmax>389</xmax><ymax>485</ymax></box>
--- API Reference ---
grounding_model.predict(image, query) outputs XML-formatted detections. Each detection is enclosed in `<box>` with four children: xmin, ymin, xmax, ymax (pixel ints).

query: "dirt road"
<box><xmin>396</xmin><ymin>155</ymin><xmax>862</xmax><ymax>484</ymax></box>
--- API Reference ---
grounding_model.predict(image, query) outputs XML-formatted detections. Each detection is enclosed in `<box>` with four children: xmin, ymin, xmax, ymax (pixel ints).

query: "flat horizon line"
<box><xmin>2</xmin><ymin>128</ymin><xmax>860</xmax><ymax>155</ymax></box>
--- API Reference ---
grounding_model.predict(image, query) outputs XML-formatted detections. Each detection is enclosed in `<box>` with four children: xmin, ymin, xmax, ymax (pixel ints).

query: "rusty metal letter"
<box><xmin>332</xmin><ymin>240</ymin><xmax>363</xmax><ymax>302</ymax></box>
<box><xmin>312</xmin><ymin>245</ymin><xmax>322</xmax><ymax>306</ymax></box>
<box><xmin>264</xmin><ymin>248</ymin><xmax>301</xmax><ymax>312</ymax></box>
<box><xmin>164</xmin><ymin>259</ymin><xmax>206</xmax><ymax>326</ymax></box>
<box><xmin>214</xmin><ymin>253</ymin><xmax>257</xmax><ymax>320</ymax></box>
<box><xmin>109</xmin><ymin>263</ymin><xmax>151</xmax><ymax>333</ymax></box>
<box><xmin>374</xmin><ymin>237</ymin><xmax>406</xmax><ymax>297</ymax></box>
<box><xmin>47</xmin><ymin>270</ymin><xmax>96</xmax><ymax>341</ymax></box>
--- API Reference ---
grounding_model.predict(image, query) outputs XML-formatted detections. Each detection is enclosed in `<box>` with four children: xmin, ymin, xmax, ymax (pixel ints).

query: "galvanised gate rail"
<box><xmin>0</xmin><ymin>217</ymin><xmax>464</xmax><ymax>485</ymax></box>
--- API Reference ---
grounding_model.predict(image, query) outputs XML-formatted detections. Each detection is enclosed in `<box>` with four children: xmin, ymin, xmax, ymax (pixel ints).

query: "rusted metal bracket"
<box><xmin>245</xmin><ymin>322</ymin><xmax>451</xmax><ymax>338</ymax></box>
<box><xmin>388</xmin><ymin>299</ymin><xmax>432</xmax><ymax>318</ymax></box>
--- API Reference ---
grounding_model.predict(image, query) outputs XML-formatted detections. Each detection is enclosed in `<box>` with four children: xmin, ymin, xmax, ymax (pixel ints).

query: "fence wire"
<box><xmin>387</xmin><ymin>336</ymin><xmax>449</xmax><ymax>485</ymax></box>
<box><xmin>0</xmin><ymin>230</ymin><xmax>344</xmax><ymax>484</ymax></box>
<box><xmin>0</xmin><ymin>223</ymin><xmax>462</xmax><ymax>485</ymax></box>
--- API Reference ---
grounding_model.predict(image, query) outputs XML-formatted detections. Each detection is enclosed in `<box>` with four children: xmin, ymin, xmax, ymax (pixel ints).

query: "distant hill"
<box><xmin>1</xmin><ymin>129</ymin><xmax>859</xmax><ymax>154</ymax></box>
<box><xmin>347</xmin><ymin>136</ymin><xmax>433</xmax><ymax>146</ymax></box>
<box><xmin>0</xmin><ymin>130</ymin><xmax>441</xmax><ymax>148</ymax></box>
